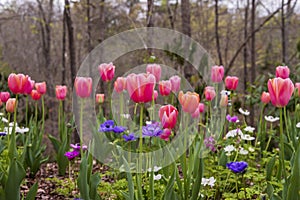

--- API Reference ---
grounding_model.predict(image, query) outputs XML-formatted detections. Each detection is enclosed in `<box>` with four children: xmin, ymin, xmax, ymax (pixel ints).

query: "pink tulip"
<box><xmin>23</xmin><ymin>77</ymin><xmax>35</xmax><ymax>95</ymax></box>
<box><xmin>96</xmin><ymin>94</ymin><xmax>105</xmax><ymax>103</ymax></box>
<box><xmin>0</xmin><ymin>99</ymin><xmax>2</xmax><ymax>107</ymax></box>
<box><xmin>295</xmin><ymin>83</ymin><xmax>300</xmax><ymax>97</ymax></box>
<box><xmin>267</xmin><ymin>77</ymin><xmax>294</xmax><ymax>107</ymax></box>
<box><xmin>0</xmin><ymin>92</ymin><xmax>10</xmax><ymax>103</ymax></box>
<box><xmin>204</xmin><ymin>86</ymin><xmax>216</xmax><ymax>101</ymax></box>
<box><xmin>261</xmin><ymin>92</ymin><xmax>270</xmax><ymax>104</ymax></box>
<box><xmin>159</xmin><ymin>80</ymin><xmax>172</xmax><ymax>96</ymax></box>
<box><xmin>276</xmin><ymin>66</ymin><xmax>290</xmax><ymax>79</ymax></box>
<box><xmin>169</xmin><ymin>75</ymin><xmax>181</xmax><ymax>92</ymax></box>
<box><xmin>159</xmin><ymin>105</ymin><xmax>178</xmax><ymax>129</ymax></box>
<box><xmin>75</xmin><ymin>77</ymin><xmax>93</xmax><ymax>98</ymax></box>
<box><xmin>126</xmin><ymin>73</ymin><xmax>155</xmax><ymax>103</ymax></box>
<box><xmin>6</xmin><ymin>98</ymin><xmax>16</xmax><ymax>113</ymax></box>
<box><xmin>160</xmin><ymin>128</ymin><xmax>172</xmax><ymax>141</ymax></box>
<box><xmin>8</xmin><ymin>73</ymin><xmax>28</xmax><ymax>94</ymax></box>
<box><xmin>56</xmin><ymin>85</ymin><xmax>67</xmax><ymax>100</ymax></box>
<box><xmin>146</xmin><ymin>64</ymin><xmax>161</xmax><ymax>82</ymax></box>
<box><xmin>178</xmin><ymin>91</ymin><xmax>200</xmax><ymax>114</ymax></box>
<box><xmin>114</xmin><ymin>77</ymin><xmax>127</xmax><ymax>93</ymax></box>
<box><xmin>220</xmin><ymin>94</ymin><xmax>228</xmax><ymax>107</ymax></box>
<box><xmin>98</xmin><ymin>62</ymin><xmax>115</xmax><ymax>82</ymax></box>
<box><xmin>225</xmin><ymin>76</ymin><xmax>239</xmax><ymax>90</ymax></box>
<box><xmin>35</xmin><ymin>82</ymin><xmax>47</xmax><ymax>95</ymax></box>
<box><xmin>211</xmin><ymin>65</ymin><xmax>224</xmax><ymax>83</ymax></box>
<box><xmin>31</xmin><ymin>90</ymin><xmax>41</xmax><ymax>101</ymax></box>
<box><xmin>191</xmin><ymin>103</ymin><xmax>205</xmax><ymax>118</ymax></box>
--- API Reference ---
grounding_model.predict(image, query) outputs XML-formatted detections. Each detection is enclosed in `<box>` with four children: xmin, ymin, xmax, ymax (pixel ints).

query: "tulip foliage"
<box><xmin>0</xmin><ymin>63</ymin><xmax>300</xmax><ymax>199</ymax></box>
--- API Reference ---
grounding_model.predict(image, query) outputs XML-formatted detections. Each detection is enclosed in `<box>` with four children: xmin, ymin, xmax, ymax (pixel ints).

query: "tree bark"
<box><xmin>225</xmin><ymin>3</ymin><xmax>285</xmax><ymax>76</ymax></box>
<box><xmin>281</xmin><ymin>0</ymin><xmax>286</xmax><ymax>64</ymax></box>
<box><xmin>65</xmin><ymin>0</ymin><xmax>76</xmax><ymax>86</ymax></box>
<box><xmin>243</xmin><ymin>0</ymin><xmax>249</xmax><ymax>91</ymax></box>
<box><xmin>250</xmin><ymin>0</ymin><xmax>256</xmax><ymax>126</ymax></box>
<box><xmin>214</xmin><ymin>0</ymin><xmax>223</xmax><ymax>65</ymax></box>
<box><xmin>181</xmin><ymin>0</ymin><xmax>191</xmax><ymax>37</ymax></box>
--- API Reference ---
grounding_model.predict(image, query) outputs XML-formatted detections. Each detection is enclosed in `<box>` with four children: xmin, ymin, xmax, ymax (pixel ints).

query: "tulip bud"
<box><xmin>6</xmin><ymin>98</ymin><xmax>16</xmax><ymax>113</ymax></box>
<box><xmin>31</xmin><ymin>90</ymin><xmax>41</xmax><ymax>100</ymax></box>
<box><xmin>35</xmin><ymin>82</ymin><xmax>47</xmax><ymax>94</ymax></box>
<box><xmin>275</xmin><ymin>66</ymin><xmax>290</xmax><ymax>79</ymax></box>
<box><xmin>96</xmin><ymin>94</ymin><xmax>105</xmax><ymax>103</ymax></box>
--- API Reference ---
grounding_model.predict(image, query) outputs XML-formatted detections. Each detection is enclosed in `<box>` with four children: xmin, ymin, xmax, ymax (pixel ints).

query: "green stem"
<box><xmin>41</xmin><ymin>95</ymin><xmax>45</xmax><ymax>134</ymax></box>
<box><xmin>139</xmin><ymin>104</ymin><xmax>144</xmax><ymax>154</ymax></box>
<box><xmin>236</xmin><ymin>174</ymin><xmax>239</xmax><ymax>200</ymax></box>
<box><xmin>283</xmin><ymin>107</ymin><xmax>291</xmax><ymax>144</ymax></box>
<box><xmin>279</xmin><ymin>108</ymin><xmax>287</xmax><ymax>189</ymax></box>
<box><xmin>242</xmin><ymin>173</ymin><xmax>246</xmax><ymax>200</ymax></box>
<box><xmin>80</xmin><ymin>99</ymin><xmax>84</xmax><ymax>156</ymax></box>
<box><xmin>58</xmin><ymin>101</ymin><xmax>62</xmax><ymax>141</ymax></box>
<box><xmin>25</xmin><ymin>96</ymin><xmax>28</xmax><ymax>126</ymax></box>
<box><xmin>137</xmin><ymin>104</ymin><xmax>144</xmax><ymax>200</ymax></box>
<box><xmin>35</xmin><ymin>102</ymin><xmax>38</xmax><ymax>126</ymax></box>
<box><xmin>7</xmin><ymin>113</ymin><xmax>11</xmax><ymax>150</ymax></box>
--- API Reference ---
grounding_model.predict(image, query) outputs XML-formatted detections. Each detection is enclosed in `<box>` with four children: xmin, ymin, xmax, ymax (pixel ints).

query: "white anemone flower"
<box><xmin>224</xmin><ymin>145</ymin><xmax>236</xmax><ymax>156</ymax></box>
<box><xmin>239</xmin><ymin>108</ymin><xmax>250</xmax><ymax>116</ymax></box>
<box><xmin>264</xmin><ymin>116</ymin><xmax>279</xmax><ymax>123</ymax></box>
<box><xmin>201</xmin><ymin>177</ymin><xmax>216</xmax><ymax>187</ymax></box>
<box><xmin>220</xmin><ymin>90</ymin><xmax>231</xmax><ymax>96</ymax></box>
<box><xmin>0</xmin><ymin>113</ymin><xmax>4</xmax><ymax>116</ymax></box>
<box><xmin>16</xmin><ymin>127</ymin><xmax>29</xmax><ymax>134</ymax></box>
<box><xmin>241</xmin><ymin>134</ymin><xmax>255</xmax><ymax>141</ymax></box>
<box><xmin>148</xmin><ymin>166</ymin><xmax>162</xmax><ymax>172</ymax></box>
<box><xmin>225</xmin><ymin>129</ymin><xmax>243</xmax><ymax>139</ymax></box>
<box><xmin>244</xmin><ymin>126</ymin><xmax>255</xmax><ymax>133</ymax></box>
<box><xmin>154</xmin><ymin>174</ymin><xmax>162</xmax><ymax>180</ymax></box>
<box><xmin>296</xmin><ymin>122</ymin><xmax>300</xmax><ymax>128</ymax></box>
<box><xmin>239</xmin><ymin>148</ymin><xmax>249</xmax><ymax>155</ymax></box>
<box><xmin>1</xmin><ymin>117</ymin><xmax>8</xmax><ymax>123</ymax></box>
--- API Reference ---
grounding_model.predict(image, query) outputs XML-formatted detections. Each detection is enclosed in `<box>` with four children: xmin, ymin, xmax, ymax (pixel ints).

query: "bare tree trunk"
<box><xmin>62</xmin><ymin>8</ymin><xmax>66</xmax><ymax>86</ymax></box>
<box><xmin>86</xmin><ymin>0</ymin><xmax>92</xmax><ymax>78</ymax></box>
<box><xmin>250</xmin><ymin>0</ymin><xmax>256</xmax><ymax>126</ymax></box>
<box><xmin>225</xmin><ymin>0</ymin><xmax>285</xmax><ymax>75</ymax></box>
<box><xmin>243</xmin><ymin>0</ymin><xmax>249</xmax><ymax>91</ymax></box>
<box><xmin>65</xmin><ymin>0</ymin><xmax>76</xmax><ymax>86</ymax></box>
<box><xmin>281</xmin><ymin>0</ymin><xmax>286</xmax><ymax>64</ymax></box>
<box><xmin>181</xmin><ymin>0</ymin><xmax>193</xmax><ymax>78</ymax></box>
<box><xmin>214</xmin><ymin>0</ymin><xmax>223</xmax><ymax>65</ymax></box>
<box><xmin>36</xmin><ymin>0</ymin><xmax>54</xmax><ymax>96</ymax></box>
<box><xmin>147</xmin><ymin>0</ymin><xmax>154</xmax><ymax>27</ymax></box>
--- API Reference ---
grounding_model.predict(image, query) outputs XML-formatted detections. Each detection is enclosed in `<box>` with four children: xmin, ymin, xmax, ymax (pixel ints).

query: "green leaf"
<box><xmin>25</xmin><ymin>182</ymin><xmax>38</xmax><ymax>200</ymax></box>
<box><xmin>48</xmin><ymin>134</ymin><xmax>61</xmax><ymax>153</ymax></box>
<box><xmin>78</xmin><ymin>153</ymin><xmax>90</xmax><ymax>200</ymax></box>
<box><xmin>5</xmin><ymin>159</ymin><xmax>26</xmax><ymax>200</ymax></box>
<box><xmin>89</xmin><ymin>172</ymin><xmax>101</xmax><ymax>200</ymax></box>
<box><xmin>163</xmin><ymin>166</ymin><xmax>176</xmax><ymax>200</ymax></box>
<box><xmin>287</xmin><ymin>143</ymin><xmax>300</xmax><ymax>200</ymax></box>
<box><xmin>266</xmin><ymin>156</ymin><xmax>276</xmax><ymax>181</ymax></box>
<box><xmin>122</xmin><ymin>156</ymin><xmax>135</xmax><ymax>200</ymax></box>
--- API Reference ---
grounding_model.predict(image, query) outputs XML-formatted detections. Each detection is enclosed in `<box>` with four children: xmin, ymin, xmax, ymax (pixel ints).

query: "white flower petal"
<box><xmin>154</xmin><ymin>174</ymin><xmax>162</xmax><ymax>180</ymax></box>
<box><xmin>244</xmin><ymin>126</ymin><xmax>255</xmax><ymax>133</ymax></box>
<box><xmin>153</xmin><ymin>166</ymin><xmax>162</xmax><ymax>172</ymax></box>
<box><xmin>296</xmin><ymin>122</ymin><xmax>300</xmax><ymax>128</ymax></box>
<box><xmin>239</xmin><ymin>148</ymin><xmax>249</xmax><ymax>155</ymax></box>
<box><xmin>208</xmin><ymin>177</ymin><xmax>216</xmax><ymax>187</ymax></box>
<box><xmin>1</xmin><ymin>117</ymin><xmax>8</xmax><ymax>123</ymax></box>
<box><xmin>239</xmin><ymin>108</ymin><xmax>250</xmax><ymax>116</ymax></box>
<box><xmin>225</xmin><ymin>129</ymin><xmax>243</xmax><ymax>139</ymax></box>
<box><xmin>16</xmin><ymin>127</ymin><xmax>29</xmax><ymax>134</ymax></box>
<box><xmin>241</xmin><ymin>134</ymin><xmax>255</xmax><ymax>141</ymax></box>
<box><xmin>224</xmin><ymin>145</ymin><xmax>236</xmax><ymax>153</ymax></box>
<box><xmin>264</xmin><ymin>116</ymin><xmax>279</xmax><ymax>123</ymax></box>
<box><xmin>220</xmin><ymin>90</ymin><xmax>231</xmax><ymax>96</ymax></box>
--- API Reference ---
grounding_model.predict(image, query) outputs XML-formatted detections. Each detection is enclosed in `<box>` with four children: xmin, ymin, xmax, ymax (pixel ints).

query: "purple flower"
<box><xmin>99</xmin><ymin>120</ymin><xmax>115</xmax><ymax>132</ymax></box>
<box><xmin>64</xmin><ymin>151</ymin><xmax>80</xmax><ymax>160</ymax></box>
<box><xmin>0</xmin><ymin>132</ymin><xmax>7</xmax><ymax>136</ymax></box>
<box><xmin>204</xmin><ymin>136</ymin><xmax>216</xmax><ymax>152</ymax></box>
<box><xmin>226</xmin><ymin>114</ymin><xmax>239</xmax><ymax>123</ymax></box>
<box><xmin>142</xmin><ymin>122</ymin><xmax>163</xmax><ymax>137</ymax></box>
<box><xmin>70</xmin><ymin>143</ymin><xmax>87</xmax><ymax>151</ymax></box>
<box><xmin>113</xmin><ymin>126</ymin><xmax>127</xmax><ymax>133</ymax></box>
<box><xmin>123</xmin><ymin>133</ymin><xmax>137</xmax><ymax>141</ymax></box>
<box><xmin>226</xmin><ymin>161</ymin><xmax>248</xmax><ymax>173</ymax></box>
